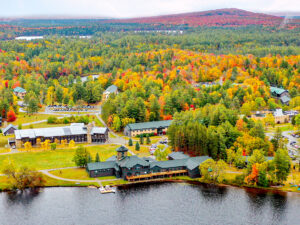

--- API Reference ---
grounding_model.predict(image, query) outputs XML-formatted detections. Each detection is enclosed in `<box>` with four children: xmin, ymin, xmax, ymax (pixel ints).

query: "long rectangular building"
<box><xmin>124</xmin><ymin>120</ymin><xmax>172</xmax><ymax>137</ymax></box>
<box><xmin>14</xmin><ymin>123</ymin><xmax>108</xmax><ymax>148</ymax></box>
<box><xmin>87</xmin><ymin>146</ymin><xmax>210</xmax><ymax>180</ymax></box>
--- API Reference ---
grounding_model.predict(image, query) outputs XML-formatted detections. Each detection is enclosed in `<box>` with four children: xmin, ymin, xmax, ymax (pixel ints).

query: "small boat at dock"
<box><xmin>99</xmin><ymin>185</ymin><xmax>116</xmax><ymax>194</ymax></box>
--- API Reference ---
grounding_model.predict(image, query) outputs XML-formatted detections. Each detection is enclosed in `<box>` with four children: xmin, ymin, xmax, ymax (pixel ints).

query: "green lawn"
<box><xmin>0</xmin><ymin>135</ymin><xmax>11</xmax><ymax>148</ymax></box>
<box><xmin>50</xmin><ymin>168</ymin><xmax>96</xmax><ymax>180</ymax></box>
<box><xmin>127</xmin><ymin>145</ymin><xmax>151</xmax><ymax>157</ymax></box>
<box><xmin>10</xmin><ymin>113</ymin><xmax>53</xmax><ymax>126</ymax></box>
<box><xmin>0</xmin><ymin>144</ymin><xmax>119</xmax><ymax>171</ymax></box>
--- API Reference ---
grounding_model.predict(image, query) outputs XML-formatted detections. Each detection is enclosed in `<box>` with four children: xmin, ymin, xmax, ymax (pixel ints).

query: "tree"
<box><xmin>128</xmin><ymin>138</ymin><xmax>133</xmax><ymax>146</ymax></box>
<box><xmin>95</xmin><ymin>153</ymin><xmax>100</xmax><ymax>162</ymax></box>
<box><xmin>135</xmin><ymin>142</ymin><xmax>140</xmax><ymax>151</ymax></box>
<box><xmin>271</xmin><ymin>127</ymin><xmax>283</xmax><ymax>151</ymax></box>
<box><xmin>73</xmin><ymin>145</ymin><xmax>91</xmax><ymax>167</ymax></box>
<box><xmin>146</xmin><ymin>134</ymin><xmax>151</xmax><ymax>145</ymax></box>
<box><xmin>199</xmin><ymin>159</ymin><xmax>227</xmax><ymax>183</ymax></box>
<box><xmin>264</xmin><ymin>113</ymin><xmax>275</xmax><ymax>127</ymax></box>
<box><xmin>50</xmin><ymin>143</ymin><xmax>57</xmax><ymax>150</ymax></box>
<box><xmin>112</xmin><ymin>115</ymin><xmax>121</xmax><ymax>132</ymax></box>
<box><xmin>69</xmin><ymin>140</ymin><xmax>75</xmax><ymax>148</ymax></box>
<box><xmin>273</xmin><ymin>149</ymin><xmax>291</xmax><ymax>184</ymax></box>
<box><xmin>226</xmin><ymin>148</ymin><xmax>236</xmax><ymax>167</ymax></box>
<box><xmin>247</xmin><ymin>149</ymin><xmax>265</xmax><ymax>172</ymax></box>
<box><xmin>7</xmin><ymin>109</ymin><xmax>17</xmax><ymax>122</ymax></box>
<box><xmin>140</xmin><ymin>136</ymin><xmax>144</xmax><ymax>145</ymax></box>
<box><xmin>24</xmin><ymin>141</ymin><xmax>32</xmax><ymax>151</ymax></box>
<box><xmin>249</xmin><ymin>121</ymin><xmax>265</xmax><ymax>139</ymax></box>
<box><xmin>245</xmin><ymin>163</ymin><xmax>259</xmax><ymax>185</ymax></box>
<box><xmin>154</xmin><ymin>145</ymin><xmax>170</xmax><ymax>161</ymax></box>
<box><xmin>2</xmin><ymin>159</ymin><xmax>45</xmax><ymax>191</ymax></box>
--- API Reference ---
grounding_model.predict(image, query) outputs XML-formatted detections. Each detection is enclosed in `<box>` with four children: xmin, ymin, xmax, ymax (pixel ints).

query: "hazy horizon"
<box><xmin>1</xmin><ymin>0</ymin><xmax>300</xmax><ymax>18</ymax></box>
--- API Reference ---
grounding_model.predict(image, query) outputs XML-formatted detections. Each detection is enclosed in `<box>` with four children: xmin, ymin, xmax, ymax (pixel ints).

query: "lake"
<box><xmin>0</xmin><ymin>183</ymin><xmax>299</xmax><ymax>225</ymax></box>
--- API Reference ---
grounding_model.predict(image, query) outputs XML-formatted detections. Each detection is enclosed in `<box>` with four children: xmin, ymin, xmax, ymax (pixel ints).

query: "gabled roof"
<box><xmin>13</xmin><ymin>87</ymin><xmax>26</xmax><ymax>93</ymax></box>
<box><xmin>150</xmin><ymin>159</ymin><xmax>187</xmax><ymax>169</ymax></box>
<box><xmin>87</xmin><ymin>161</ymin><xmax>119</xmax><ymax>171</ymax></box>
<box><xmin>117</xmin><ymin>156</ymin><xmax>150</xmax><ymax>168</ymax></box>
<box><xmin>270</xmin><ymin>87</ymin><xmax>287</xmax><ymax>95</ymax></box>
<box><xmin>185</xmin><ymin>156</ymin><xmax>210</xmax><ymax>170</ymax></box>
<box><xmin>104</xmin><ymin>85</ymin><xmax>118</xmax><ymax>93</ymax></box>
<box><xmin>168</xmin><ymin>151</ymin><xmax>189</xmax><ymax>160</ymax></box>
<box><xmin>280</xmin><ymin>95</ymin><xmax>290</xmax><ymax>104</ymax></box>
<box><xmin>3</xmin><ymin>124</ymin><xmax>18</xmax><ymax>134</ymax></box>
<box><xmin>125</xmin><ymin>120</ymin><xmax>173</xmax><ymax>131</ymax></box>
<box><xmin>106</xmin><ymin>155</ymin><xmax>117</xmax><ymax>161</ymax></box>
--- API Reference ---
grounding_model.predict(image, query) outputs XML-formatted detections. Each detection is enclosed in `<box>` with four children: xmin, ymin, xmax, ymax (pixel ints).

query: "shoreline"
<box><xmin>1</xmin><ymin>177</ymin><xmax>300</xmax><ymax>194</ymax></box>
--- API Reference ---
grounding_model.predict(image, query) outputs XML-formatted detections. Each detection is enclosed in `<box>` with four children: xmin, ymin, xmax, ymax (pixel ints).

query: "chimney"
<box><xmin>87</xmin><ymin>122</ymin><xmax>94</xmax><ymax>144</ymax></box>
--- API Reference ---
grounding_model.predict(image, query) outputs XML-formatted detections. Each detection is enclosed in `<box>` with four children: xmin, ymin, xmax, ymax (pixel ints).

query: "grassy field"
<box><xmin>0</xmin><ymin>135</ymin><xmax>11</xmax><ymax>148</ymax></box>
<box><xmin>50</xmin><ymin>168</ymin><xmax>96</xmax><ymax>180</ymax></box>
<box><xmin>22</xmin><ymin>122</ymin><xmax>64</xmax><ymax>129</ymax></box>
<box><xmin>127</xmin><ymin>145</ymin><xmax>151</xmax><ymax>157</ymax></box>
<box><xmin>10</xmin><ymin>113</ymin><xmax>52</xmax><ymax>126</ymax></box>
<box><xmin>0</xmin><ymin>144</ymin><xmax>119</xmax><ymax>171</ymax></box>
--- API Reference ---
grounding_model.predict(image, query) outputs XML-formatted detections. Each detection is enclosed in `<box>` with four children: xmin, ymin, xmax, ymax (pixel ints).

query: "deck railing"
<box><xmin>126</xmin><ymin>169</ymin><xmax>188</xmax><ymax>181</ymax></box>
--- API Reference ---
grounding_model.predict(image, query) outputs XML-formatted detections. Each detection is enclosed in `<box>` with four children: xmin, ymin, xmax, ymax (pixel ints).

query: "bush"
<box><xmin>136</xmin><ymin>133</ymin><xmax>155</xmax><ymax>138</ymax></box>
<box><xmin>47</xmin><ymin>116</ymin><xmax>57</xmax><ymax>124</ymax></box>
<box><xmin>50</xmin><ymin>143</ymin><xmax>57</xmax><ymax>150</ymax></box>
<box><xmin>135</xmin><ymin>142</ymin><xmax>140</xmax><ymax>151</ymax></box>
<box><xmin>233</xmin><ymin>174</ymin><xmax>246</xmax><ymax>186</ymax></box>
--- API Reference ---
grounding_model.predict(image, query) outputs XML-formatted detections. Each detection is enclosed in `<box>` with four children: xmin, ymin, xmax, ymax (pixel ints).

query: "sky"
<box><xmin>1</xmin><ymin>0</ymin><xmax>300</xmax><ymax>18</ymax></box>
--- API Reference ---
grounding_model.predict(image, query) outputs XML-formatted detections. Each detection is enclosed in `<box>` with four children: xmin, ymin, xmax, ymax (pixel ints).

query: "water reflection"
<box><xmin>197</xmin><ymin>183</ymin><xmax>228</xmax><ymax>202</ymax></box>
<box><xmin>5</xmin><ymin>189</ymin><xmax>41</xmax><ymax>206</ymax></box>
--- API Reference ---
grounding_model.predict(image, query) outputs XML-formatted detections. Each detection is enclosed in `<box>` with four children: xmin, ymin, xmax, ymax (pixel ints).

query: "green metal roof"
<box><xmin>270</xmin><ymin>87</ymin><xmax>287</xmax><ymax>95</ymax></box>
<box><xmin>125</xmin><ymin>120</ymin><xmax>173</xmax><ymax>131</ymax></box>
<box><xmin>87</xmin><ymin>161</ymin><xmax>118</xmax><ymax>171</ymax></box>
<box><xmin>185</xmin><ymin>156</ymin><xmax>210</xmax><ymax>170</ymax></box>
<box><xmin>168</xmin><ymin>152</ymin><xmax>189</xmax><ymax>160</ymax></box>
<box><xmin>118</xmin><ymin>156</ymin><xmax>150</xmax><ymax>168</ymax></box>
<box><xmin>150</xmin><ymin>159</ymin><xmax>187</xmax><ymax>169</ymax></box>
<box><xmin>13</xmin><ymin>87</ymin><xmax>26</xmax><ymax>93</ymax></box>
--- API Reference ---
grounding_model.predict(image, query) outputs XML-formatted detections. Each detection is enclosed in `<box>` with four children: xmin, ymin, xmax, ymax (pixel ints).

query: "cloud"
<box><xmin>1</xmin><ymin>0</ymin><xmax>300</xmax><ymax>17</ymax></box>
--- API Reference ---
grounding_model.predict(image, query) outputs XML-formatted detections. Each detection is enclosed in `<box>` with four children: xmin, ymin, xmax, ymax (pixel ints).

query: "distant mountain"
<box><xmin>106</xmin><ymin>8</ymin><xmax>293</xmax><ymax>27</ymax></box>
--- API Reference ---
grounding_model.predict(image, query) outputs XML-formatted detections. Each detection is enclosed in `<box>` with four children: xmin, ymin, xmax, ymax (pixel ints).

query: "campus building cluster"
<box><xmin>87</xmin><ymin>146</ymin><xmax>210</xmax><ymax>181</ymax></box>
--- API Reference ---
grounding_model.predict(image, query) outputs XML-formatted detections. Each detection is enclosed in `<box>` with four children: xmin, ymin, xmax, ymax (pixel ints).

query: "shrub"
<box><xmin>135</xmin><ymin>142</ymin><xmax>140</xmax><ymax>151</ymax></box>
<box><xmin>128</xmin><ymin>138</ymin><xmax>133</xmax><ymax>146</ymax></box>
<box><xmin>50</xmin><ymin>143</ymin><xmax>57</xmax><ymax>150</ymax></box>
<box><xmin>47</xmin><ymin>116</ymin><xmax>57</xmax><ymax>124</ymax></box>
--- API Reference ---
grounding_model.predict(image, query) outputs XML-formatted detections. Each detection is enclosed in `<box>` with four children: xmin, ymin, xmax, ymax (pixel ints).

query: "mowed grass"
<box><xmin>50</xmin><ymin>168</ymin><xmax>96</xmax><ymax>180</ymax></box>
<box><xmin>10</xmin><ymin>113</ymin><xmax>52</xmax><ymax>126</ymax></box>
<box><xmin>127</xmin><ymin>145</ymin><xmax>151</xmax><ymax>157</ymax></box>
<box><xmin>50</xmin><ymin>168</ymin><xmax>116</xmax><ymax>180</ymax></box>
<box><xmin>0</xmin><ymin>144</ymin><xmax>119</xmax><ymax>171</ymax></box>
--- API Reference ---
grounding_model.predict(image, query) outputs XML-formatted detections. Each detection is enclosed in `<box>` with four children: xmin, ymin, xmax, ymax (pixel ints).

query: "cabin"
<box><xmin>13</xmin><ymin>87</ymin><xmax>27</xmax><ymax>99</ymax></box>
<box><xmin>87</xmin><ymin>146</ymin><xmax>211</xmax><ymax>181</ymax></box>
<box><xmin>103</xmin><ymin>85</ymin><xmax>118</xmax><ymax>100</ymax></box>
<box><xmin>270</xmin><ymin>87</ymin><xmax>290</xmax><ymax>105</ymax></box>
<box><xmin>3</xmin><ymin>124</ymin><xmax>18</xmax><ymax>136</ymax></box>
<box><xmin>14</xmin><ymin>123</ymin><xmax>108</xmax><ymax>148</ymax></box>
<box><xmin>124</xmin><ymin>120</ymin><xmax>172</xmax><ymax>137</ymax></box>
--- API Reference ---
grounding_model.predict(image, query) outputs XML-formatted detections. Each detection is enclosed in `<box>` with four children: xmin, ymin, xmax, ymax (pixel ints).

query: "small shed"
<box><xmin>3</xmin><ymin>124</ymin><xmax>18</xmax><ymax>136</ymax></box>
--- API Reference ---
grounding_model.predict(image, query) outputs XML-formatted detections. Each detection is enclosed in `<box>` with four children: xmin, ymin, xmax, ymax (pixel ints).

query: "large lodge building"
<box><xmin>87</xmin><ymin>146</ymin><xmax>210</xmax><ymax>181</ymax></box>
<box><xmin>13</xmin><ymin>123</ymin><xmax>108</xmax><ymax>148</ymax></box>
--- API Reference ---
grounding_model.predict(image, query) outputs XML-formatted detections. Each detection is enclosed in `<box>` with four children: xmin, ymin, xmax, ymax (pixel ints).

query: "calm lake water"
<box><xmin>0</xmin><ymin>183</ymin><xmax>300</xmax><ymax>225</ymax></box>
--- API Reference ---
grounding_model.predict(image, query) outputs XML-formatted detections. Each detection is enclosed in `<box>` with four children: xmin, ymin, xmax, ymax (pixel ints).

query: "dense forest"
<box><xmin>0</xmin><ymin>25</ymin><xmax>299</xmax><ymax>166</ymax></box>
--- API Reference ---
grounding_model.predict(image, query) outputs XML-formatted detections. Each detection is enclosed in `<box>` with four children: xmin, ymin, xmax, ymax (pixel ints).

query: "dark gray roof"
<box><xmin>116</xmin><ymin>146</ymin><xmax>129</xmax><ymax>152</ymax></box>
<box><xmin>280</xmin><ymin>95</ymin><xmax>290</xmax><ymax>103</ymax></box>
<box><xmin>117</xmin><ymin>156</ymin><xmax>150</xmax><ymax>168</ymax></box>
<box><xmin>3</xmin><ymin>124</ymin><xmax>18</xmax><ymax>134</ymax></box>
<box><xmin>125</xmin><ymin>120</ymin><xmax>173</xmax><ymax>131</ymax></box>
<box><xmin>168</xmin><ymin>151</ymin><xmax>189</xmax><ymax>160</ymax></box>
<box><xmin>87</xmin><ymin>161</ymin><xmax>119</xmax><ymax>171</ymax></box>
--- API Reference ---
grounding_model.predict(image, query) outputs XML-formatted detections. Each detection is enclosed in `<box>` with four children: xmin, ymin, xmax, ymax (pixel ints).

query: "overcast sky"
<box><xmin>1</xmin><ymin>0</ymin><xmax>300</xmax><ymax>18</ymax></box>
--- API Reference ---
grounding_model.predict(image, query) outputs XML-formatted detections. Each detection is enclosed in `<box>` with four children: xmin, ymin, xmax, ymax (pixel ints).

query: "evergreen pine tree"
<box><xmin>140</xmin><ymin>136</ymin><xmax>144</xmax><ymax>145</ymax></box>
<box><xmin>95</xmin><ymin>153</ymin><xmax>100</xmax><ymax>162</ymax></box>
<box><xmin>135</xmin><ymin>142</ymin><xmax>140</xmax><ymax>151</ymax></box>
<box><xmin>146</xmin><ymin>134</ymin><xmax>151</xmax><ymax>144</ymax></box>
<box><xmin>128</xmin><ymin>138</ymin><xmax>133</xmax><ymax>146</ymax></box>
